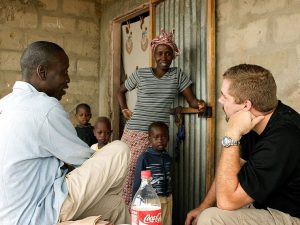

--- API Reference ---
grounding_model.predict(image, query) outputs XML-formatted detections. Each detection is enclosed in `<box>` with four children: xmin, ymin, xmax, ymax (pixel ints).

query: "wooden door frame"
<box><xmin>111</xmin><ymin>3</ymin><xmax>150</xmax><ymax>140</ymax></box>
<box><xmin>206</xmin><ymin>0</ymin><xmax>216</xmax><ymax>193</ymax></box>
<box><xmin>110</xmin><ymin>0</ymin><xmax>215</xmax><ymax>193</ymax></box>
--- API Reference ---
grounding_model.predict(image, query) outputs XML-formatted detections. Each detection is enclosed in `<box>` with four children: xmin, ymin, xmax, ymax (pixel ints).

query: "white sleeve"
<box><xmin>39</xmin><ymin>104</ymin><xmax>94</xmax><ymax>167</ymax></box>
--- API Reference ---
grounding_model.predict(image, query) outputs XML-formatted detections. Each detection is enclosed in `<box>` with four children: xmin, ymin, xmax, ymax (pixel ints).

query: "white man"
<box><xmin>185</xmin><ymin>64</ymin><xmax>300</xmax><ymax>225</ymax></box>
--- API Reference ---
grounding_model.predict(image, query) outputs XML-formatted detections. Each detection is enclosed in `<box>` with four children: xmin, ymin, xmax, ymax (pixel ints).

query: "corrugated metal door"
<box><xmin>155</xmin><ymin>1</ymin><xmax>209</xmax><ymax>224</ymax></box>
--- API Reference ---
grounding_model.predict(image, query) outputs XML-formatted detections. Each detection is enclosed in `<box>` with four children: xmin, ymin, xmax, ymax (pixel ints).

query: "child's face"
<box><xmin>75</xmin><ymin>108</ymin><xmax>91</xmax><ymax>126</ymax></box>
<box><xmin>149</xmin><ymin>127</ymin><xmax>169</xmax><ymax>151</ymax></box>
<box><xmin>93</xmin><ymin>122</ymin><xmax>112</xmax><ymax>146</ymax></box>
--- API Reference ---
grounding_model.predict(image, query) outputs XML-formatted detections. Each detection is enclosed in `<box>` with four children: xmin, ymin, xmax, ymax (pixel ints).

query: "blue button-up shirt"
<box><xmin>0</xmin><ymin>81</ymin><xmax>94</xmax><ymax>225</ymax></box>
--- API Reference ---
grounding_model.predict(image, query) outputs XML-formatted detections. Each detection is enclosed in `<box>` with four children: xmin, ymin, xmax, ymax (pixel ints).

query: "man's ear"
<box><xmin>36</xmin><ymin>65</ymin><xmax>47</xmax><ymax>80</ymax></box>
<box><xmin>243</xmin><ymin>100</ymin><xmax>252</xmax><ymax>111</ymax></box>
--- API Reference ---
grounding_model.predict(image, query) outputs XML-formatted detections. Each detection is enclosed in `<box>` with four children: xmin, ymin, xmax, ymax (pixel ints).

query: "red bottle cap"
<box><xmin>141</xmin><ymin>170</ymin><xmax>151</xmax><ymax>179</ymax></box>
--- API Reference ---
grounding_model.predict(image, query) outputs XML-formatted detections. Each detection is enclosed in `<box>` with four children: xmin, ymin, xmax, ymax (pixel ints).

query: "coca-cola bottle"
<box><xmin>131</xmin><ymin>170</ymin><xmax>162</xmax><ymax>225</ymax></box>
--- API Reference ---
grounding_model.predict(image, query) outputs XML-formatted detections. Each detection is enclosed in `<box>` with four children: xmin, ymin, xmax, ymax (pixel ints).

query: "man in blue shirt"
<box><xmin>0</xmin><ymin>41</ymin><xmax>130</xmax><ymax>225</ymax></box>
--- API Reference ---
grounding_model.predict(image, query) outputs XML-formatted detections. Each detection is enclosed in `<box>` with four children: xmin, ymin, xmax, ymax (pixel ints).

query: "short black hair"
<box><xmin>75</xmin><ymin>103</ymin><xmax>91</xmax><ymax>114</ymax></box>
<box><xmin>148</xmin><ymin>121</ymin><xmax>169</xmax><ymax>135</ymax></box>
<box><xmin>20</xmin><ymin>41</ymin><xmax>65</xmax><ymax>79</ymax></box>
<box><xmin>94</xmin><ymin>117</ymin><xmax>111</xmax><ymax>130</ymax></box>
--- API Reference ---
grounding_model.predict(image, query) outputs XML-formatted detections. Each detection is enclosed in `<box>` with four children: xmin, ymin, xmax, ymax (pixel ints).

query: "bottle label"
<box><xmin>131</xmin><ymin>207</ymin><xmax>161</xmax><ymax>225</ymax></box>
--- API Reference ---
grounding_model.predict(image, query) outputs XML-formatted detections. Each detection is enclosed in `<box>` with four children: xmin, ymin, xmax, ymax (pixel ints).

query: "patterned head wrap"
<box><xmin>150</xmin><ymin>29</ymin><xmax>180</xmax><ymax>58</ymax></box>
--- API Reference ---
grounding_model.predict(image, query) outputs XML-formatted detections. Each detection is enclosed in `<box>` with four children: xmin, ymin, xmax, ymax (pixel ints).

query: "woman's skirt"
<box><xmin>121</xmin><ymin>128</ymin><xmax>150</xmax><ymax>208</ymax></box>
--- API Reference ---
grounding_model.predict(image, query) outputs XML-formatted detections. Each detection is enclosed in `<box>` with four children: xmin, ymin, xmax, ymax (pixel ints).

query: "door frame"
<box><xmin>110</xmin><ymin>3</ymin><xmax>150</xmax><ymax>140</ymax></box>
<box><xmin>110</xmin><ymin>0</ymin><xmax>215</xmax><ymax>193</ymax></box>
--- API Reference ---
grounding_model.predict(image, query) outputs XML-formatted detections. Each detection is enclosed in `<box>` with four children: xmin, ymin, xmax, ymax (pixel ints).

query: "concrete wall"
<box><xmin>98</xmin><ymin>0</ymin><xmax>147</xmax><ymax>117</ymax></box>
<box><xmin>0</xmin><ymin>0</ymin><xmax>100</xmax><ymax>125</ymax></box>
<box><xmin>215</xmin><ymin>0</ymin><xmax>300</xmax><ymax>155</ymax></box>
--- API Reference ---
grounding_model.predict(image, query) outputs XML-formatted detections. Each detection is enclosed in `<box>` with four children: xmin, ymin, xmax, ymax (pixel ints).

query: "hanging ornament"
<box><xmin>125</xmin><ymin>21</ymin><xmax>133</xmax><ymax>54</ymax></box>
<box><xmin>140</xmin><ymin>16</ymin><xmax>148</xmax><ymax>51</ymax></box>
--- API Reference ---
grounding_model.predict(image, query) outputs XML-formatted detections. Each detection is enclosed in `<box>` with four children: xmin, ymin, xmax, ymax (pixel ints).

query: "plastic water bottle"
<box><xmin>131</xmin><ymin>170</ymin><xmax>162</xmax><ymax>225</ymax></box>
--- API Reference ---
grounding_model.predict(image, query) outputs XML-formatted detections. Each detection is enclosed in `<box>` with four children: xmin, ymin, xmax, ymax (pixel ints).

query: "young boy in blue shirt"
<box><xmin>132</xmin><ymin>121</ymin><xmax>173</xmax><ymax>225</ymax></box>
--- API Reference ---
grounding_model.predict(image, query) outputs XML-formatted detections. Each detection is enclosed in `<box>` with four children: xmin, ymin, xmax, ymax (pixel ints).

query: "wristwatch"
<box><xmin>221</xmin><ymin>136</ymin><xmax>240</xmax><ymax>148</ymax></box>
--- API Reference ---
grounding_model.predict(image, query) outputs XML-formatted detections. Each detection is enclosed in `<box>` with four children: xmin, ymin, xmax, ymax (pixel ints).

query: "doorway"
<box><xmin>111</xmin><ymin>3</ymin><xmax>150</xmax><ymax>139</ymax></box>
<box><xmin>110</xmin><ymin>1</ymin><xmax>215</xmax><ymax>224</ymax></box>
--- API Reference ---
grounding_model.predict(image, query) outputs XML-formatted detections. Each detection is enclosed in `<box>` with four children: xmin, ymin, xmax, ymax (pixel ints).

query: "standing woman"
<box><xmin>118</xmin><ymin>30</ymin><xmax>206</xmax><ymax>207</ymax></box>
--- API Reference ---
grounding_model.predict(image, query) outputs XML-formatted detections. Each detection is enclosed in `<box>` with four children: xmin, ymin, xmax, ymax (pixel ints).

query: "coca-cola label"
<box><xmin>131</xmin><ymin>208</ymin><xmax>161</xmax><ymax>225</ymax></box>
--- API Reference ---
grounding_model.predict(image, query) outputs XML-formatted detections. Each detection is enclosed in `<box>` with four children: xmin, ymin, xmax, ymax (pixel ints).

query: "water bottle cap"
<box><xmin>141</xmin><ymin>170</ymin><xmax>151</xmax><ymax>179</ymax></box>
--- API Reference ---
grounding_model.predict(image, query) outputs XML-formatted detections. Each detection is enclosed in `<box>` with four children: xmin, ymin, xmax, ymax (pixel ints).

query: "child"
<box><xmin>132</xmin><ymin>121</ymin><xmax>173</xmax><ymax>225</ymax></box>
<box><xmin>91</xmin><ymin>117</ymin><xmax>112</xmax><ymax>151</ymax></box>
<box><xmin>75</xmin><ymin>103</ymin><xmax>97</xmax><ymax>147</ymax></box>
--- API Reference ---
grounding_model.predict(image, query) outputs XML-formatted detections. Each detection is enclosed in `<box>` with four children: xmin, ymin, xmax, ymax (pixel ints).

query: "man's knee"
<box><xmin>116</xmin><ymin>140</ymin><xmax>130</xmax><ymax>153</ymax></box>
<box><xmin>101</xmin><ymin>140</ymin><xmax>130</xmax><ymax>157</ymax></box>
<box><xmin>112</xmin><ymin>140</ymin><xmax>130</xmax><ymax>161</ymax></box>
<box><xmin>197</xmin><ymin>207</ymin><xmax>234</xmax><ymax>225</ymax></box>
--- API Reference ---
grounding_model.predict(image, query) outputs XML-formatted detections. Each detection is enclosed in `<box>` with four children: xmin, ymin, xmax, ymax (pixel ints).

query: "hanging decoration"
<box><xmin>125</xmin><ymin>21</ymin><xmax>133</xmax><ymax>54</ymax></box>
<box><xmin>140</xmin><ymin>16</ymin><xmax>148</xmax><ymax>51</ymax></box>
<box><xmin>174</xmin><ymin>107</ymin><xmax>185</xmax><ymax>162</ymax></box>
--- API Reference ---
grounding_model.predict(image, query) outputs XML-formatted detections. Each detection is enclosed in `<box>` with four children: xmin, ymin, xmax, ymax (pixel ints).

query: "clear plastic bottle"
<box><xmin>131</xmin><ymin>170</ymin><xmax>162</xmax><ymax>225</ymax></box>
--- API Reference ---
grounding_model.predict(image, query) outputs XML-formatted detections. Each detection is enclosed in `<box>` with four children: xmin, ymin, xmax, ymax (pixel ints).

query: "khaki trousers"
<box><xmin>159</xmin><ymin>195</ymin><xmax>172</xmax><ymax>225</ymax></box>
<box><xmin>197</xmin><ymin>206</ymin><xmax>300</xmax><ymax>225</ymax></box>
<box><xmin>58</xmin><ymin>140</ymin><xmax>130</xmax><ymax>225</ymax></box>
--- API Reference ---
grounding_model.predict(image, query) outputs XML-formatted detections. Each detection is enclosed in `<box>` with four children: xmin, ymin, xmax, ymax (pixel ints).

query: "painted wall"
<box><xmin>0</xmin><ymin>0</ymin><xmax>100</xmax><ymax>125</ymax></box>
<box><xmin>215</xmin><ymin>0</ymin><xmax>300</xmax><ymax>156</ymax></box>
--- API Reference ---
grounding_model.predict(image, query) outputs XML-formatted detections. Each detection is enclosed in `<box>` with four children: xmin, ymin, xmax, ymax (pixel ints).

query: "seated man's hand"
<box><xmin>225</xmin><ymin>110</ymin><xmax>264</xmax><ymax>140</ymax></box>
<box><xmin>185</xmin><ymin>207</ymin><xmax>203</xmax><ymax>225</ymax></box>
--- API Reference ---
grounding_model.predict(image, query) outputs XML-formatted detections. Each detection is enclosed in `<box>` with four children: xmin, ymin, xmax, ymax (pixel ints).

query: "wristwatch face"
<box><xmin>222</xmin><ymin>136</ymin><xmax>240</xmax><ymax>148</ymax></box>
<box><xmin>222</xmin><ymin>136</ymin><xmax>231</xmax><ymax>147</ymax></box>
